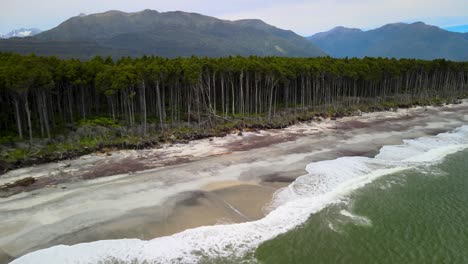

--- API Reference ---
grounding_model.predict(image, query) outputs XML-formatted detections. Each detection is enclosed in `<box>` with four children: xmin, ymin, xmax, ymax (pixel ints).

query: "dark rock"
<box><xmin>333</xmin><ymin>112</ymin><xmax>345</xmax><ymax>118</ymax></box>
<box><xmin>0</xmin><ymin>160</ymin><xmax>10</xmax><ymax>172</ymax></box>
<box><xmin>13</xmin><ymin>177</ymin><xmax>36</xmax><ymax>187</ymax></box>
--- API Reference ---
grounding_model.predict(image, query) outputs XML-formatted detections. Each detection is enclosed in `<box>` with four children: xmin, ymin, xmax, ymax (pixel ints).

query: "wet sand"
<box><xmin>42</xmin><ymin>182</ymin><xmax>281</xmax><ymax>249</ymax></box>
<box><xmin>1</xmin><ymin>102</ymin><xmax>468</xmax><ymax>263</ymax></box>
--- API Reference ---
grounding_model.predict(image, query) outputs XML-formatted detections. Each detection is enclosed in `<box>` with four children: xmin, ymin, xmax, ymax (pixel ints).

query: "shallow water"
<box><xmin>256</xmin><ymin>149</ymin><xmax>468</xmax><ymax>263</ymax></box>
<box><xmin>12</xmin><ymin>125</ymin><xmax>468</xmax><ymax>264</ymax></box>
<box><xmin>5</xmin><ymin>104</ymin><xmax>468</xmax><ymax>263</ymax></box>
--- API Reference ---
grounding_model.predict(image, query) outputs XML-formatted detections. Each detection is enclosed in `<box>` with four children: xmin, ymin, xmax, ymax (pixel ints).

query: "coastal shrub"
<box><xmin>0</xmin><ymin>135</ymin><xmax>19</xmax><ymax>145</ymax></box>
<box><xmin>78</xmin><ymin>117</ymin><xmax>119</xmax><ymax>128</ymax></box>
<box><xmin>2</xmin><ymin>148</ymin><xmax>28</xmax><ymax>163</ymax></box>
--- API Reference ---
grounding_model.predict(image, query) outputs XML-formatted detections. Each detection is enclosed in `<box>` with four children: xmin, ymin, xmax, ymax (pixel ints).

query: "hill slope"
<box><xmin>0</xmin><ymin>10</ymin><xmax>325</xmax><ymax>59</ymax></box>
<box><xmin>308</xmin><ymin>22</ymin><xmax>468</xmax><ymax>61</ymax></box>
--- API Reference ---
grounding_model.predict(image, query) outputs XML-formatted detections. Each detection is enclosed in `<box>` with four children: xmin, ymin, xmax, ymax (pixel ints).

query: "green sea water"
<box><xmin>254</xmin><ymin>149</ymin><xmax>468</xmax><ymax>264</ymax></box>
<box><xmin>11</xmin><ymin>129</ymin><xmax>468</xmax><ymax>264</ymax></box>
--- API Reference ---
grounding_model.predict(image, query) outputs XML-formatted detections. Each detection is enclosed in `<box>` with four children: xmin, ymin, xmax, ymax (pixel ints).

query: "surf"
<box><xmin>12</xmin><ymin>125</ymin><xmax>468</xmax><ymax>264</ymax></box>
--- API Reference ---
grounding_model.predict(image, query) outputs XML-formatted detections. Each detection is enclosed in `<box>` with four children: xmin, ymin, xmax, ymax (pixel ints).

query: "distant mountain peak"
<box><xmin>378</xmin><ymin>21</ymin><xmax>436</xmax><ymax>31</ymax></box>
<box><xmin>0</xmin><ymin>9</ymin><xmax>325</xmax><ymax>59</ymax></box>
<box><xmin>329</xmin><ymin>26</ymin><xmax>362</xmax><ymax>33</ymax></box>
<box><xmin>308</xmin><ymin>21</ymin><xmax>468</xmax><ymax>61</ymax></box>
<box><xmin>233</xmin><ymin>19</ymin><xmax>277</xmax><ymax>31</ymax></box>
<box><xmin>310</xmin><ymin>26</ymin><xmax>362</xmax><ymax>41</ymax></box>
<box><xmin>92</xmin><ymin>10</ymin><xmax>127</xmax><ymax>17</ymax></box>
<box><xmin>137</xmin><ymin>9</ymin><xmax>160</xmax><ymax>15</ymax></box>
<box><xmin>0</xmin><ymin>28</ymin><xmax>41</xmax><ymax>39</ymax></box>
<box><xmin>234</xmin><ymin>19</ymin><xmax>267</xmax><ymax>25</ymax></box>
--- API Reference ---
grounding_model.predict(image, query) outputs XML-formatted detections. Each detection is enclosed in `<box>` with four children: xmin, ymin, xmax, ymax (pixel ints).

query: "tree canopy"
<box><xmin>0</xmin><ymin>52</ymin><xmax>467</xmax><ymax>143</ymax></box>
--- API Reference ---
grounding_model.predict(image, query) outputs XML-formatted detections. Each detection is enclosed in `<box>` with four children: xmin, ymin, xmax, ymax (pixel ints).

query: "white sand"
<box><xmin>1</xmin><ymin>101</ymin><xmax>468</xmax><ymax>262</ymax></box>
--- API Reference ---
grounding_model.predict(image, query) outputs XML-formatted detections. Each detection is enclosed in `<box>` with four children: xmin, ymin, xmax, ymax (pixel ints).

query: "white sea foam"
<box><xmin>12</xmin><ymin>126</ymin><xmax>468</xmax><ymax>264</ymax></box>
<box><xmin>340</xmin><ymin>210</ymin><xmax>372</xmax><ymax>226</ymax></box>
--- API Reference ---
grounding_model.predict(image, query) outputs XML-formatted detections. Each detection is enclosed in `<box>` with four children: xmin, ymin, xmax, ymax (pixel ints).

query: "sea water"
<box><xmin>12</xmin><ymin>126</ymin><xmax>468</xmax><ymax>264</ymax></box>
<box><xmin>255</xmin><ymin>148</ymin><xmax>468</xmax><ymax>264</ymax></box>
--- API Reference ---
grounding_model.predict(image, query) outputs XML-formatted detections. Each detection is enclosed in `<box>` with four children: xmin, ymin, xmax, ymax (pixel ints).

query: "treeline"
<box><xmin>0</xmin><ymin>52</ymin><xmax>467</xmax><ymax>144</ymax></box>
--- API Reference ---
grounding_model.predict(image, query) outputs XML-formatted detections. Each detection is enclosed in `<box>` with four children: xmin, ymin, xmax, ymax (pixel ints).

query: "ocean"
<box><xmin>12</xmin><ymin>125</ymin><xmax>468</xmax><ymax>264</ymax></box>
<box><xmin>255</xmin><ymin>149</ymin><xmax>468</xmax><ymax>264</ymax></box>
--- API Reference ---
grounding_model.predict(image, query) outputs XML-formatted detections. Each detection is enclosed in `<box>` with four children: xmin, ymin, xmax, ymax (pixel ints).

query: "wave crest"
<box><xmin>13</xmin><ymin>126</ymin><xmax>468</xmax><ymax>264</ymax></box>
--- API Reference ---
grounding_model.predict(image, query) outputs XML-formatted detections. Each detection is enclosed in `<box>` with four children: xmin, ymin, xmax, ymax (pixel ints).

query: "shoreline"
<box><xmin>1</xmin><ymin>98</ymin><xmax>462</xmax><ymax>176</ymax></box>
<box><xmin>1</xmin><ymin>100</ymin><xmax>468</xmax><ymax>263</ymax></box>
<box><xmin>11</xmin><ymin>114</ymin><xmax>468</xmax><ymax>264</ymax></box>
<box><xmin>1</xmin><ymin>99</ymin><xmax>465</xmax><ymax>197</ymax></box>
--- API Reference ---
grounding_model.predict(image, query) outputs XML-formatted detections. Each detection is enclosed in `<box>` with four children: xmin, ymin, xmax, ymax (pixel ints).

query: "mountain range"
<box><xmin>0</xmin><ymin>10</ymin><xmax>325</xmax><ymax>59</ymax></box>
<box><xmin>1</xmin><ymin>12</ymin><xmax>467</xmax><ymax>61</ymax></box>
<box><xmin>0</xmin><ymin>28</ymin><xmax>41</xmax><ymax>39</ymax></box>
<box><xmin>308</xmin><ymin>22</ymin><xmax>468</xmax><ymax>61</ymax></box>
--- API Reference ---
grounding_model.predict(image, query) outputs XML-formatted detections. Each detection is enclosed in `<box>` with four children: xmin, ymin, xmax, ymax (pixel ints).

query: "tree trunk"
<box><xmin>140</xmin><ymin>80</ymin><xmax>147</xmax><ymax>135</ymax></box>
<box><xmin>13</xmin><ymin>97</ymin><xmax>23</xmax><ymax>139</ymax></box>
<box><xmin>24</xmin><ymin>95</ymin><xmax>33</xmax><ymax>145</ymax></box>
<box><xmin>42</xmin><ymin>92</ymin><xmax>51</xmax><ymax>139</ymax></box>
<box><xmin>81</xmin><ymin>86</ymin><xmax>86</xmax><ymax>119</ymax></box>
<box><xmin>155</xmin><ymin>81</ymin><xmax>164</xmax><ymax>131</ymax></box>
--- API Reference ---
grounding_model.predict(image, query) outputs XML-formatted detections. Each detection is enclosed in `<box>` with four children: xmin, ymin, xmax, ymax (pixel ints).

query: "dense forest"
<box><xmin>0</xmin><ymin>52</ymin><xmax>467</xmax><ymax>167</ymax></box>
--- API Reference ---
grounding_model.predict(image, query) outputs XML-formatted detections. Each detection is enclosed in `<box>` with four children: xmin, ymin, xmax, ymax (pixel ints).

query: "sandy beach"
<box><xmin>1</xmin><ymin>102</ymin><xmax>468</xmax><ymax>263</ymax></box>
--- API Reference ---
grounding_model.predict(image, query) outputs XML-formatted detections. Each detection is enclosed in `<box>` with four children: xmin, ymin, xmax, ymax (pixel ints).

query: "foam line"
<box><xmin>13</xmin><ymin>126</ymin><xmax>468</xmax><ymax>264</ymax></box>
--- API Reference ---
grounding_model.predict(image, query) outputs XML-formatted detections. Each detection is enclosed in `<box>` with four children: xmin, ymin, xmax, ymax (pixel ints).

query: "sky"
<box><xmin>1</xmin><ymin>0</ymin><xmax>467</xmax><ymax>35</ymax></box>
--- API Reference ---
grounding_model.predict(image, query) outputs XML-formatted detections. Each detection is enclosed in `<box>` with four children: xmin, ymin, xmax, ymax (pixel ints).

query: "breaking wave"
<box><xmin>13</xmin><ymin>126</ymin><xmax>468</xmax><ymax>264</ymax></box>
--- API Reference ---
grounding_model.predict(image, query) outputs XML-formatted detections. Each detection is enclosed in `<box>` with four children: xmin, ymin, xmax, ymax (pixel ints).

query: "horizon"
<box><xmin>1</xmin><ymin>1</ymin><xmax>468</xmax><ymax>263</ymax></box>
<box><xmin>0</xmin><ymin>9</ymin><xmax>467</xmax><ymax>36</ymax></box>
<box><xmin>1</xmin><ymin>0</ymin><xmax>467</xmax><ymax>35</ymax></box>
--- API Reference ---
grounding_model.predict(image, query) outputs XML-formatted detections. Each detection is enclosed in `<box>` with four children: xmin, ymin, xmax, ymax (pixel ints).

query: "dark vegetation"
<box><xmin>0</xmin><ymin>52</ymin><xmax>467</xmax><ymax>172</ymax></box>
<box><xmin>309</xmin><ymin>22</ymin><xmax>468</xmax><ymax>61</ymax></box>
<box><xmin>0</xmin><ymin>10</ymin><xmax>325</xmax><ymax>59</ymax></box>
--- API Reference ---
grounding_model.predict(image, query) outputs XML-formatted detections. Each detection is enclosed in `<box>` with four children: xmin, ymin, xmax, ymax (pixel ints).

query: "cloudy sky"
<box><xmin>1</xmin><ymin>0</ymin><xmax>467</xmax><ymax>35</ymax></box>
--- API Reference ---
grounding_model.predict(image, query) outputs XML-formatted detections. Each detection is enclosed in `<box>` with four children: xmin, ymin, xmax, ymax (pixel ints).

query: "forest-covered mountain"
<box><xmin>308</xmin><ymin>22</ymin><xmax>468</xmax><ymax>61</ymax></box>
<box><xmin>0</xmin><ymin>10</ymin><xmax>325</xmax><ymax>59</ymax></box>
